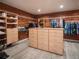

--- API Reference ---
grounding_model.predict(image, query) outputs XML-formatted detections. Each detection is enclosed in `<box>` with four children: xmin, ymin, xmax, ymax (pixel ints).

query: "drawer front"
<box><xmin>7</xmin><ymin>28</ymin><xmax>18</xmax><ymax>44</ymax></box>
<box><xmin>38</xmin><ymin>29</ymin><xmax>48</xmax><ymax>51</ymax></box>
<box><xmin>29</xmin><ymin>29</ymin><xmax>38</xmax><ymax>48</ymax></box>
<box><xmin>49</xmin><ymin>30</ymin><xmax>64</xmax><ymax>55</ymax></box>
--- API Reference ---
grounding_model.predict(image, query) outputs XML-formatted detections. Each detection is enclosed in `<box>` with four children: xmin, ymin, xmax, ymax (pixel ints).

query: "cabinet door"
<box><xmin>7</xmin><ymin>28</ymin><xmax>18</xmax><ymax>44</ymax></box>
<box><xmin>29</xmin><ymin>29</ymin><xmax>38</xmax><ymax>48</ymax></box>
<box><xmin>49</xmin><ymin>29</ymin><xmax>64</xmax><ymax>55</ymax></box>
<box><xmin>38</xmin><ymin>29</ymin><xmax>48</xmax><ymax>51</ymax></box>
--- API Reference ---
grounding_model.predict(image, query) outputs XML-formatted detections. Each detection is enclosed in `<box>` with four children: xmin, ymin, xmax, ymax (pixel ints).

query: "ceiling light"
<box><xmin>38</xmin><ymin>9</ymin><xmax>41</xmax><ymax>12</ymax></box>
<box><xmin>60</xmin><ymin>5</ymin><xmax>64</xmax><ymax>8</ymax></box>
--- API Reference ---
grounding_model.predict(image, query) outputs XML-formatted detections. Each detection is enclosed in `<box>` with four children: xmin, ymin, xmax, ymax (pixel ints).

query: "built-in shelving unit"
<box><xmin>0</xmin><ymin>10</ymin><xmax>18</xmax><ymax>44</ymax></box>
<box><xmin>6</xmin><ymin>13</ymin><xmax>18</xmax><ymax>28</ymax></box>
<box><xmin>0</xmin><ymin>11</ymin><xmax>7</xmax><ymax>45</ymax></box>
<box><xmin>6</xmin><ymin>12</ymin><xmax>18</xmax><ymax>44</ymax></box>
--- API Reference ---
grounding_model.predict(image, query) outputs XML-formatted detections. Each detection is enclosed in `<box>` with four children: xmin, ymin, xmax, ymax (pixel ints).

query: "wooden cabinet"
<box><xmin>29</xmin><ymin>29</ymin><xmax>38</xmax><ymax>48</ymax></box>
<box><xmin>29</xmin><ymin>28</ymin><xmax>64</xmax><ymax>55</ymax></box>
<box><xmin>7</xmin><ymin>28</ymin><xmax>18</xmax><ymax>44</ymax></box>
<box><xmin>38</xmin><ymin>29</ymin><xmax>48</xmax><ymax>51</ymax></box>
<box><xmin>18</xmin><ymin>31</ymin><xmax>28</xmax><ymax>40</ymax></box>
<box><xmin>6</xmin><ymin>12</ymin><xmax>18</xmax><ymax>44</ymax></box>
<box><xmin>49</xmin><ymin>29</ymin><xmax>64</xmax><ymax>55</ymax></box>
<box><xmin>0</xmin><ymin>10</ymin><xmax>19</xmax><ymax>45</ymax></box>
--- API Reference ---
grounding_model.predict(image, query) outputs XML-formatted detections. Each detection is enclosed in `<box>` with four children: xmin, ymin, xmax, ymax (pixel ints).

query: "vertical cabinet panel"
<box><xmin>49</xmin><ymin>29</ymin><xmax>64</xmax><ymax>55</ymax></box>
<box><xmin>7</xmin><ymin>28</ymin><xmax>18</xmax><ymax>44</ymax></box>
<box><xmin>29</xmin><ymin>29</ymin><xmax>38</xmax><ymax>48</ymax></box>
<box><xmin>38</xmin><ymin>29</ymin><xmax>48</xmax><ymax>51</ymax></box>
<box><xmin>29</xmin><ymin>28</ymin><xmax>64</xmax><ymax>55</ymax></box>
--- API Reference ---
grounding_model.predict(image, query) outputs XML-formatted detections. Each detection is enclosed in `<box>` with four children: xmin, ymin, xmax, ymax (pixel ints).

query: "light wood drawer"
<box><xmin>7</xmin><ymin>28</ymin><xmax>18</xmax><ymax>44</ymax></box>
<box><xmin>38</xmin><ymin>29</ymin><xmax>48</xmax><ymax>51</ymax></box>
<box><xmin>29</xmin><ymin>29</ymin><xmax>38</xmax><ymax>48</ymax></box>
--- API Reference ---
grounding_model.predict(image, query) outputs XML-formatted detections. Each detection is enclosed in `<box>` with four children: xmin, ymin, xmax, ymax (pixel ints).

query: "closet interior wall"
<box><xmin>38</xmin><ymin>15</ymin><xmax>79</xmax><ymax>41</ymax></box>
<box><xmin>18</xmin><ymin>16</ymin><xmax>37</xmax><ymax>40</ymax></box>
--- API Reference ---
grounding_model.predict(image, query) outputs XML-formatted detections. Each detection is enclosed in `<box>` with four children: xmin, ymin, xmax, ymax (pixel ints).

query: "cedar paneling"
<box><xmin>36</xmin><ymin>10</ymin><xmax>79</xmax><ymax>18</ymax></box>
<box><xmin>37</xmin><ymin>10</ymin><xmax>79</xmax><ymax>41</ymax></box>
<box><xmin>0</xmin><ymin>2</ymin><xmax>34</xmax><ymax>18</ymax></box>
<box><xmin>18</xmin><ymin>17</ymin><xmax>29</xmax><ymax>27</ymax></box>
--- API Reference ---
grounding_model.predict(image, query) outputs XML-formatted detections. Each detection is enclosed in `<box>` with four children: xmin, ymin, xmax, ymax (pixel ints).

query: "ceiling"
<box><xmin>1</xmin><ymin>0</ymin><xmax>79</xmax><ymax>15</ymax></box>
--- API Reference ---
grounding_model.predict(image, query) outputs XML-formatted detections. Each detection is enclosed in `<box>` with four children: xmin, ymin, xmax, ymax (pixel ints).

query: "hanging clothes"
<box><xmin>51</xmin><ymin>20</ymin><xmax>57</xmax><ymax>28</ymax></box>
<box><xmin>71</xmin><ymin>22</ymin><xmax>77</xmax><ymax>35</ymax></box>
<box><xmin>28</xmin><ymin>22</ymin><xmax>36</xmax><ymax>28</ymax></box>
<box><xmin>60</xmin><ymin>19</ymin><xmax>63</xmax><ymax>28</ymax></box>
<box><xmin>60</xmin><ymin>19</ymin><xmax>65</xmax><ymax>28</ymax></box>
<box><xmin>64</xmin><ymin>22</ymin><xmax>71</xmax><ymax>35</ymax></box>
<box><xmin>77</xmin><ymin>23</ymin><xmax>79</xmax><ymax>34</ymax></box>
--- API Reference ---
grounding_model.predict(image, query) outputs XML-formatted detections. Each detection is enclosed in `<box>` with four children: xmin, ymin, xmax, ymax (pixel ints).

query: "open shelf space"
<box><xmin>0</xmin><ymin>31</ymin><xmax>6</xmax><ymax>35</ymax></box>
<box><xmin>0</xmin><ymin>20</ymin><xmax>5</xmax><ymax>23</ymax></box>
<box><xmin>0</xmin><ymin>26</ymin><xmax>6</xmax><ymax>29</ymax></box>
<box><xmin>7</xmin><ymin>24</ymin><xmax>17</xmax><ymax>28</ymax></box>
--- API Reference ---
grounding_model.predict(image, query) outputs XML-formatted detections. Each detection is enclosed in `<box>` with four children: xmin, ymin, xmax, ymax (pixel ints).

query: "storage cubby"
<box><xmin>0</xmin><ymin>11</ymin><xmax>6</xmax><ymax>18</ymax></box>
<box><xmin>6</xmin><ymin>13</ymin><xmax>18</xmax><ymax>44</ymax></box>
<box><xmin>0</xmin><ymin>11</ymin><xmax>6</xmax><ymax>45</ymax></box>
<box><xmin>6</xmin><ymin>13</ymin><xmax>18</xmax><ymax>28</ymax></box>
<box><xmin>7</xmin><ymin>24</ymin><xmax>17</xmax><ymax>28</ymax></box>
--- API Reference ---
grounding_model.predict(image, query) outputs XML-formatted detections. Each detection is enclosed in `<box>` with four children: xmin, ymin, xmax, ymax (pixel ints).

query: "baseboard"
<box><xmin>64</xmin><ymin>39</ymin><xmax>79</xmax><ymax>43</ymax></box>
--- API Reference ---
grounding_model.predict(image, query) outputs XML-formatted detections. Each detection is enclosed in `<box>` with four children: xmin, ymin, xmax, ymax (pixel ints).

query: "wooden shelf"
<box><xmin>0</xmin><ymin>26</ymin><xmax>6</xmax><ymax>29</ymax></box>
<box><xmin>0</xmin><ymin>31</ymin><xmax>6</xmax><ymax>35</ymax></box>
<box><xmin>0</xmin><ymin>20</ymin><xmax>5</xmax><ymax>23</ymax></box>
<box><xmin>7</xmin><ymin>24</ymin><xmax>17</xmax><ymax>28</ymax></box>
<box><xmin>0</xmin><ymin>38</ymin><xmax>6</xmax><ymax>41</ymax></box>
<box><xmin>7</xmin><ymin>15</ymin><xmax>18</xmax><ymax>29</ymax></box>
<box><xmin>7</xmin><ymin>17</ymin><xmax>17</xmax><ymax>20</ymax></box>
<box><xmin>0</xmin><ymin>16</ymin><xmax>6</xmax><ymax>19</ymax></box>
<box><xmin>0</xmin><ymin>11</ymin><xmax>6</xmax><ymax>44</ymax></box>
<box><xmin>7</xmin><ymin>23</ymin><xmax>17</xmax><ymax>24</ymax></box>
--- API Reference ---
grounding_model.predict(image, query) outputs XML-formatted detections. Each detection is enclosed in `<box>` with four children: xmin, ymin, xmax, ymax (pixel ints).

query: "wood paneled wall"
<box><xmin>1</xmin><ymin>2</ymin><xmax>79</xmax><ymax>19</ymax></box>
<box><xmin>18</xmin><ymin>17</ymin><xmax>38</xmax><ymax>27</ymax></box>
<box><xmin>0</xmin><ymin>2</ymin><xmax>35</xmax><ymax>18</ymax></box>
<box><xmin>0</xmin><ymin>2</ymin><xmax>79</xmax><ymax>41</ymax></box>
<box><xmin>18</xmin><ymin>17</ymin><xmax>29</xmax><ymax>27</ymax></box>
<box><xmin>37</xmin><ymin>10</ymin><xmax>79</xmax><ymax>41</ymax></box>
<box><xmin>36</xmin><ymin>10</ymin><xmax>79</xmax><ymax>18</ymax></box>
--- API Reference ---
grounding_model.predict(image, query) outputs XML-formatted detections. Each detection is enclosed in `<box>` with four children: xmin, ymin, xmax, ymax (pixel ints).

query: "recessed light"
<box><xmin>60</xmin><ymin>5</ymin><xmax>64</xmax><ymax>8</ymax></box>
<box><xmin>38</xmin><ymin>9</ymin><xmax>41</xmax><ymax>12</ymax></box>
